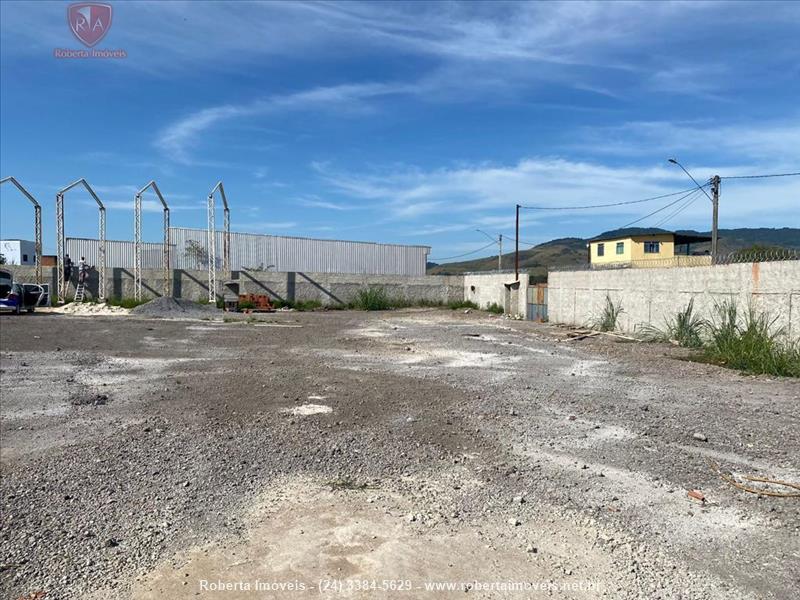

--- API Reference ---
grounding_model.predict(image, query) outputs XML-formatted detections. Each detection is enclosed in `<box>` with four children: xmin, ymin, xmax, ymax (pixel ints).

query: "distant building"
<box><xmin>587</xmin><ymin>230</ymin><xmax>712</xmax><ymax>266</ymax></box>
<box><xmin>0</xmin><ymin>240</ymin><xmax>36</xmax><ymax>265</ymax></box>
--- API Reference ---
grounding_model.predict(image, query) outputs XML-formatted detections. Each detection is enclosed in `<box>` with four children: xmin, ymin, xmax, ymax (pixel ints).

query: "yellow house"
<box><xmin>588</xmin><ymin>230</ymin><xmax>711</xmax><ymax>266</ymax></box>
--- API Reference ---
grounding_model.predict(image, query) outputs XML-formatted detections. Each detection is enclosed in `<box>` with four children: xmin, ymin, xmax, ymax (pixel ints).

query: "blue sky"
<box><xmin>1</xmin><ymin>1</ymin><xmax>798</xmax><ymax>261</ymax></box>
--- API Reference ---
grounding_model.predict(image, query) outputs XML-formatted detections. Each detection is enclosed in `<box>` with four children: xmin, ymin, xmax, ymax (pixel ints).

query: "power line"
<box><xmin>429</xmin><ymin>240</ymin><xmax>498</xmax><ymax>262</ymax></box>
<box><xmin>653</xmin><ymin>189</ymin><xmax>702</xmax><ymax>228</ymax></box>
<box><xmin>617</xmin><ymin>188</ymin><xmax>702</xmax><ymax>229</ymax></box>
<box><xmin>518</xmin><ymin>186</ymin><xmax>700</xmax><ymax>210</ymax></box>
<box><xmin>504</xmin><ymin>235</ymin><xmax>540</xmax><ymax>247</ymax></box>
<box><xmin>653</xmin><ymin>188</ymin><xmax>705</xmax><ymax>228</ymax></box>
<box><xmin>721</xmin><ymin>172</ymin><xmax>800</xmax><ymax>180</ymax></box>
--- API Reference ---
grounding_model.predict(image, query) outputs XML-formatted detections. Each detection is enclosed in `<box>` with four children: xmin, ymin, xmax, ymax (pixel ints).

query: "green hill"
<box><xmin>426</xmin><ymin>228</ymin><xmax>799</xmax><ymax>280</ymax></box>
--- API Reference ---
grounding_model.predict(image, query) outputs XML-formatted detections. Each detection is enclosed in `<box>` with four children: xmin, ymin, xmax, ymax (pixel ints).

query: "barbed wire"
<box><xmin>548</xmin><ymin>249</ymin><xmax>799</xmax><ymax>272</ymax></box>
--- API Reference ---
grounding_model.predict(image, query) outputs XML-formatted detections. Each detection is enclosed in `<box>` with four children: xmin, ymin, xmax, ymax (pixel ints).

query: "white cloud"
<box><xmin>313</xmin><ymin>155</ymin><xmax>800</xmax><ymax>233</ymax></box>
<box><xmin>296</xmin><ymin>197</ymin><xmax>366</xmax><ymax>212</ymax></box>
<box><xmin>156</xmin><ymin>82</ymin><xmax>416</xmax><ymax>164</ymax></box>
<box><xmin>574</xmin><ymin>119</ymin><xmax>800</xmax><ymax>164</ymax></box>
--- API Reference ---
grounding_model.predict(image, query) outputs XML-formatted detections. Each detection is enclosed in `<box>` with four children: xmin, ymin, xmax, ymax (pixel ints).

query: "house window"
<box><xmin>644</xmin><ymin>241</ymin><xmax>660</xmax><ymax>254</ymax></box>
<box><xmin>597</xmin><ymin>243</ymin><xmax>604</xmax><ymax>257</ymax></box>
<box><xmin>616</xmin><ymin>242</ymin><xmax>624</xmax><ymax>255</ymax></box>
<box><xmin>23</xmin><ymin>254</ymin><xmax>29</xmax><ymax>262</ymax></box>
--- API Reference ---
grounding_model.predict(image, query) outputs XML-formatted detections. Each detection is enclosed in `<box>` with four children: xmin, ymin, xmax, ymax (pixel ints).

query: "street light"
<box><xmin>475</xmin><ymin>229</ymin><xmax>503</xmax><ymax>272</ymax></box>
<box><xmin>668</xmin><ymin>158</ymin><xmax>720</xmax><ymax>260</ymax></box>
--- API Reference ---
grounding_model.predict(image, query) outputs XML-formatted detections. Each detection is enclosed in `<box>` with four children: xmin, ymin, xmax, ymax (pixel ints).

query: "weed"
<box><xmin>271</xmin><ymin>299</ymin><xmax>324</xmax><ymax>311</ymax></box>
<box><xmin>415</xmin><ymin>298</ymin><xmax>446</xmax><ymax>308</ymax></box>
<box><xmin>350</xmin><ymin>286</ymin><xmax>399</xmax><ymax>311</ymax></box>
<box><xmin>448</xmin><ymin>300</ymin><xmax>480</xmax><ymax>310</ymax></box>
<box><xmin>593</xmin><ymin>295</ymin><xmax>623</xmax><ymax>332</ymax></box>
<box><xmin>271</xmin><ymin>299</ymin><xmax>293</xmax><ymax>309</ymax></box>
<box><xmin>238</xmin><ymin>300</ymin><xmax>256</xmax><ymax>310</ymax></box>
<box><xmin>486</xmin><ymin>302</ymin><xmax>504</xmax><ymax>315</ymax></box>
<box><xmin>700</xmin><ymin>301</ymin><xmax>800</xmax><ymax>377</ymax></box>
<box><xmin>106</xmin><ymin>297</ymin><xmax>149</xmax><ymax>309</ymax></box>
<box><xmin>641</xmin><ymin>299</ymin><xmax>704</xmax><ymax>348</ymax></box>
<box><xmin>293</xmin><ymin>299</ymin><xmax>323</xmax><ymax>311</ymax></box>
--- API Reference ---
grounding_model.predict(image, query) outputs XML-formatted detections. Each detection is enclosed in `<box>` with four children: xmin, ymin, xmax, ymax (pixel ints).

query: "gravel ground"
<box><xmin>129</xmin><ymin>297</ymin><xmax>221</xmax><ymax>319</ymax></box>
<box><xmin>0</xmin><ymin>309</ymin><xmax>798</xmax><ymax>599</ymax></box>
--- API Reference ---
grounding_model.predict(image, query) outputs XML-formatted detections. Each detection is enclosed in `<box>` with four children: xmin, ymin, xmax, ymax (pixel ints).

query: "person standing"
<box><xmin>64</xmin><ymin>254</ymin><xmax>73</xmax><ymax>282</ymax></box>
<box><xmin>78</xmin><ymin>256</ymin><xmax>89</xmax><ymax>285</ymax></box>
<box><xmin>63</xmin><ymin>254</ymin><xmax>73</xmax><ymax>297</ymax></box>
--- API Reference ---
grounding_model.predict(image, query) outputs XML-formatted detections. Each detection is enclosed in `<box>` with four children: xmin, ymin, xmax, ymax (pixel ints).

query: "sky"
<box><xmin>1</xmin><ymin>0</ymin><xmax>798</xmax><ymax>262</ymax></box>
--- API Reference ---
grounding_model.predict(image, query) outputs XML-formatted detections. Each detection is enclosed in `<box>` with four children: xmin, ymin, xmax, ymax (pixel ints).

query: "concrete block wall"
<box><xmin>237</xmin><ymin>271</ymin><xmax>464</xmax><ymax>306</ymax></box>
<box><xmin>463</xmin><ymin>272</ymin><xmax>527</xmax><ymax>317</ymax></box>
<box><xmin>3</xmin><ymin>265</ymin><xmax>528</xmax><ymax>316</ymax></box>
<box><xmin>548</xmin><ymin>261</ymin><xmax>800</xmax><ymax>339</ymax></box>
<box><xmin>1</xmin><ymin>266</ymin><xmax>214</xmax><ymax>302</ymax></box>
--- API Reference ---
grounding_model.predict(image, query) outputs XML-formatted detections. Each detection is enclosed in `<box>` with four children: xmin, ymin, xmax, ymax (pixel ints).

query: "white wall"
<box><xmin>0</xmin><ymin>240</ymin><xmax>35</xmax><ymax>265</ymax></box>
<box><xmin>463</xmin><ymin>272</ymin><xmax>527</xmax><ymax>317</ymax></box>
<box><xmin>548</xmin><ymin>261</ymin><xmax>800</xmax><ymax>339</ymax></box>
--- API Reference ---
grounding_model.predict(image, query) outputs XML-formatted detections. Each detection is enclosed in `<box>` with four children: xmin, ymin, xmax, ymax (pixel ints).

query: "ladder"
<box><xmin>74</xmin><ymin>283</ymin><xmax>85</xmax><ymax>303</ymax></box>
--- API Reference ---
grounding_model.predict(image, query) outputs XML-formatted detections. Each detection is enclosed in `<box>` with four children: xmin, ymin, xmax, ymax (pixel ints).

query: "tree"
<box><xmin>184</xmin><ymin>240</ymin><xmax>209</xmax><ymax>269</ymax></box>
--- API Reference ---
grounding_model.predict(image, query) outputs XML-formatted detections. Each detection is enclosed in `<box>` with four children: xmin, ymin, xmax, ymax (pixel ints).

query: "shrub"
<box><xmin>238</xmin><ymin>300</ymin><xmax>256</xmax><ymax>310</ymax></box>
<box><xmin>486</xmin><ymin>302</ymin><xmax>504</xmax><ymax>314</ymax></box>
<box><xmin>593</xmin><ymin>295</ymin><xmax>623</xmax><ymax>332</ymax></box>
<box><xmin>702</xmin><ymin>301</ymin><xmax>800</xmax><ymax>377</ymax></box>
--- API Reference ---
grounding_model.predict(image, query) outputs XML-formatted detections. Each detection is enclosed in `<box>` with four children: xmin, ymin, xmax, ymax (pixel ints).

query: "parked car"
<box><xmin>0</xmin><ymin>270</ymin><xmax>44</xmax><ymax>314</ymax></box>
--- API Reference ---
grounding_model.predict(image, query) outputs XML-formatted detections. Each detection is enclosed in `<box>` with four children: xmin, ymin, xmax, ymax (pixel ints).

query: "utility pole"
<box><xmin>498</xmin><ymin>234</ymin><xmax>503</xmax><ymax>273</ymax></box>
<box><xmin>515</xmin><ymin>204</ymin><xmax>520</xmax><ymax>281</ymax></box>
<box><xmin>710</xmin><ymin>175</ymin><xmax>720</xmax><ymax>262</ymax></box>
<box><xmin>668</xmin><ymin>158</ymin><xmax>719</xmax><ymax>263</ymax></box>
<box><xmin>476</xmin><ymin>228</ymin><xmax>503</xmax><ymax>273</ymax></box>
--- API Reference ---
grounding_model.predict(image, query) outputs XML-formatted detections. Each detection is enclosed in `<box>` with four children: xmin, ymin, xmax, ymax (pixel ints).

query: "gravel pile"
<box><xmin>130</xmin><ymin>297</ymin><xmax>220</xmax><ymax>319</ymax></box>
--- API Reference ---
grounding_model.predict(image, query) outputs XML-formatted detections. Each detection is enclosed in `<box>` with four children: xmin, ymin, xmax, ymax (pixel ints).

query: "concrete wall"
<box><xmin>548</xmin><ymin>261</ymin><xmax>800</xmax><ymax>339</ymax></box>
<box><xmin>2</xmin><ymin>265</ymin><xmax>464</xmax><ymax>306</ymax></box>
<box><xmin>463</xmin><ymin>272</ymin><xmax>527</xmax><ymax>317</ymax></box>
<box><xmin>2</xmin><ymin>266</ymin><xmax>213</xmax><ymax>302</ymax></box>
<box><xmin>237</xmin><ymin>271</ymin><xmax>463</xmax><ymax>305</ymax></box>
<box><xmin>3</xmin><ymin>265</ymin><xmax>530</xmax><ymax>316</ymax></box>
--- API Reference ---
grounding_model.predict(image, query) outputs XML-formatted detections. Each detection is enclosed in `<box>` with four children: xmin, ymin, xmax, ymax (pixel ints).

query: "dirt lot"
<box><xmin>1</xmin><ymin>309</ymin><xmax>798</xmax><ymax>599</ymax></box>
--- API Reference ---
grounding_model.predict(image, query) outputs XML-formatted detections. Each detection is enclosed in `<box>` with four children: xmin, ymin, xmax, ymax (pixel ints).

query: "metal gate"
<box><xmin>526</xmin><ymin>283</ymin><xmax>548</xmax><ymax>322</ymax></box>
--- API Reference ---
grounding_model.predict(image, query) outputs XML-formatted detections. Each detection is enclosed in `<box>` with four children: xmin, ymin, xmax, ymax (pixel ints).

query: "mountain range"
<box><xmin>426</xmin><ymin>228</ymin><xmax>800</xmax><ymax>281</ymax></box>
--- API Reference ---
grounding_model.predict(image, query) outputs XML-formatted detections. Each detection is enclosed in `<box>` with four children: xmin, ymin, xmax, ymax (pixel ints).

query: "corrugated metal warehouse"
<box><xmin>169</xmin><ymin>227</ymin><xmax>430</xmax><ymax>275</ymax></box>
<box><xmin>66</xmin><ymin>238</ymin><xmax>171</xmax><ymax>270</ymax></box>
<box><xmin>65</xmin><ymin>230</ymin><xmax>430</xmax><ymax>276</ymax></box>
